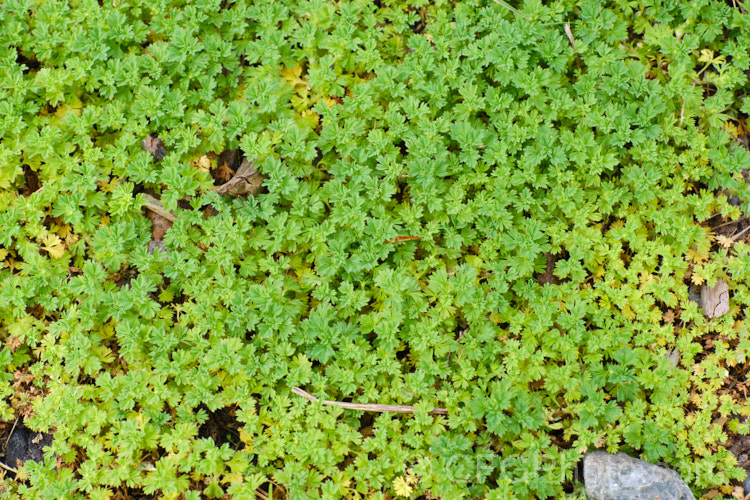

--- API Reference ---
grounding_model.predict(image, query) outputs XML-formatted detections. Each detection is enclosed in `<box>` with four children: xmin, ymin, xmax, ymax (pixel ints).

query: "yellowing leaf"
<box><xmin>698</xmin><ymin>49</ymin><xmax>715</xmax><ymax>63</ymax></box>
<box><xmin>99</xmin><ymin>177</ymin><xmax>120</xmax><ymax>193</ymax></box>
<box><xmin>98</xmin><ymin>346</ymin><xmax>116</xmax><ymax>364</ymax></box>
<box><xmin>281</xmin><ymin>64</ymin><xmax>309</xmax><ymax>93</ymax></box>
<box><xmin>593</xmin><ymin>266</ymin><xmax>606</xmax><ymax>280</ymax></box>
<box><xmin>621</xmin><ymin>304</ymin><xmax>635</xmax><ymax>321</ymax></box>
<box><xmin>648</xmin><ymin>308</ymin><xmax>662</xmax><ymax>324</ymax></box>
<box><xmin>464</xmin><ymin>254</ymin><xmax>483</xmax><ymax>270</ymax></box>
<box><xmin>488</xmin><ymin>312</ymin><xmax>502</xmax><ymax>324</ymax></box>
<box><xmin>690</xmin><ymin>273</ymin><xmax>705</xmax><ymax>286</ymax></box>
<box><xmin>239</xmin><ymin>428</ymin><xmax>254</xmax><ymax>453</ymax></box>
<box><xmin>324</xmin><ymin>97</ymin><xmax>340</xmax><ymax>108</ymax></box>
<box><xmin>42</xmin><ymin>234</ymin><xmax>66</xmax><ymax>259</ymax></box>
<box><xmin>158</xmin><ymin>287</ymin><xmax>175</xmax><ymax>304</ymax></box>
<box><xmin>54</xmin><ymin>102</ymin><xmax>83</xmax><ymax>120</ymax></box>
<box><xmin>701</xmin><ymin>488</ymin><xmax>722</xmax><ymax>499</ymax></box>
<box><xmin>686</xmin><ymin>245</ymin><xmax>708</xmax><ymax>264</ymax></box>
<box><xmin>598</xmin><ymin>295</ymin><xmax>611</xmax><ymax>310</ymax></box>
<box><xmin>298</xmin><ymin>109</ymin><xmax>320</xmax><ymax>129</ymax></box>
<box><xmin>393</xmin><ymin>476</ymin><xmax>413</xmax><ymax>498</ymax></box>
<box><xmin>57</xmin><ymin>224</ymin><xmax>72</xmax><ymax>238</ymax></box>
<box><xmin>193</xmin><ymin>155</ymin><xmax>211</xmax><ymax>173</ymax></box>
<box><xmin>716</xmin><ymin>234</ymin><xmax>733</xmax><ymax>249</ymax></box>
<box><xmin>638</xmin><ymin>272</ymin><xmax>653</xmax><ymax>285</ymax></box>
<box><xmin>725</xmin><ymin>121</ymin><xmax>739</xmax><ymax>138</ymax></box>
<box><xmin>64</xmin><ymin>232</ymin><xmax>79</xmax><ymax>246</ymax></box>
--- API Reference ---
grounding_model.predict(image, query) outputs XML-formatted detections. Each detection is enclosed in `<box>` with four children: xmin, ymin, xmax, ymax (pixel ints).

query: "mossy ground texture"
<box><xmin>2</xmin><ymin>0</ymin><xmax>750</xmax><ymax>498</ymax></box>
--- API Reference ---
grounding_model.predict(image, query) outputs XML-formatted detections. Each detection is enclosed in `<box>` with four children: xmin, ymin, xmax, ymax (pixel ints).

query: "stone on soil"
<box><xmin>584</xmin><ymin>451</ymin><xmax>694</xmax><ymax>500</ymax></box>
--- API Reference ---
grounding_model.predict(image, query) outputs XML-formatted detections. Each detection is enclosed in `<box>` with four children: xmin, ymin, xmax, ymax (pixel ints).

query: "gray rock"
<box><xmin>141</xmin><ymin>135</ymin><xmax>167</xmax><ymax>161</ymax></box>
<box><xmin>147</xmin><ymin>239</ymin><xmax>167</xmax><ymax>256</ymax></box>
<box><xmin>664</xmin><ymin>347</ymin><xmax>680</xmax><ymax>369</ymax></box>
<box><xmin>744</xmin><ymin>472</ymin><xmax>750</xmax><ymax>499</ymax></box>
<box><xmin>701</xmin><ymin>280</ymin><xmax>729</xmax><ymax>319</ymax></box>
<box><xmin>688</xmin><ymin>285</ymin><xmax>701</xmax><ymax>308</ymax></box>
<box><xmin>147</xmin><ymin>240</ymin><xmax>170</xmax><ymax>262</ymax></box>
<box><xmin>584</xmin><ymin>451</ymin><xmax>694</xmax><ymax>500</ymax></box>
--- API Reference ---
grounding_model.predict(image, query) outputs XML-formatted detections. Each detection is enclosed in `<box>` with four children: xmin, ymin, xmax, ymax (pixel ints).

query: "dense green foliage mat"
<box><xmin>2</xmin><ymin>0</ymin><xmax>750</xmax><ymax>498</ymax></box>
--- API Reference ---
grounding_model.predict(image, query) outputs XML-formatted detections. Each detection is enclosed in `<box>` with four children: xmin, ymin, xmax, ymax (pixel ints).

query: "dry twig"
<box><xmin>292</xmin><ymin>387</ymin><xmax>448</xmax><ymax>415</ymax></box>
<box><xmin>712</xmin><ymin>215</ymin><xmax>749</xmax><ymax>230</ymax></box>
<box><xmin>255</xmin><ymin>480</ymin><xmax>288</xmax><ymax>500</ymax></box>
<box><xmin>732</xmin><ymin>224</ymin><xmax>750</xmax><ymax>241</ymax></box>
<box><xmin>491</xmin><ymin>0</ymin><xmax>531</xmax><ymax>20</ymax></box>
<box><xmin>141</xmin><ymin>194</ymin><xmax>176</xmax><ymax>222</ymax></box>
<box><xmin>4</xmin><ymin>417</ymin><xmax>19</xmax><ymax>451</ymax></box>
<box><xmin>564</xmin><ymin>23</ymin><xmax>575</xmax><ymax>50</ymax></box>
<box><xmin>679</xmin><ymin>100</ymin><xmax>685</xmax><ymax>126</ymax></box>
<box><xmin>0</xmin><ymin>461</ymin><xmax>17</xmax><ymax>474</ymax></box>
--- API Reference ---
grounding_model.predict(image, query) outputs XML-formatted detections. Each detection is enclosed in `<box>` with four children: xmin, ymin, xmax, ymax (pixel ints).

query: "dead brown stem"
<box><xmin>291</xmin><ymin>387</ymin><xmax>448</xmax><ymax>415</ymax></box>
<box><xmin>141</xmin><ymin>194</ymin><xmax>176</xmax><ymax>222</ymax></box>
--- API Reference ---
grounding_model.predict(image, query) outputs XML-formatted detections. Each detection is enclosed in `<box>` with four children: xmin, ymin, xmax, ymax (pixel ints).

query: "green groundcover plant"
<box><xmin>2</xmin><ymin>0</ymin><xmax>750</xmax><ymax>498</ymax></box>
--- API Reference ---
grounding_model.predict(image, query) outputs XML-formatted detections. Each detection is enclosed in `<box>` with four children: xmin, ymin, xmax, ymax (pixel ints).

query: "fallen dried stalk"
<box><xmin>141</xmin><ymin>194</ymin><xmax>176</xmax><ymax>222</ymax></box>
<box><xmin>255</xmin><ymin>480</ymin><xmax>289</xmax><ymax>500</ymax></box>
<box><xmin>564</xmin><ymin>22</ymin><xmax>575</xmax><ymax>50</ymax></box>
<box><xmin>383</xmin><ymin>235</ymin><xmax>423</xmax><ymax>244</ymax></box>
<box><xmin>732</xmin><ymin>224</ymin><xmax>750</xmax><ymax>241</ymax></box>
<box><xmin>4</xmin><ymin>417</ymin><xmax>19</xmax><ymax>451</ymax></box>
<box><xmin>712</xmin><ymin>215</ymin><xmax>749</xmax><ymax>230</ymax></box>
<box><xmin>0</xmin><ymin>461</ymin><xmax>17</xmax><ymax>474</ymax></box>
<box><xmin>679</xmin><ymin>100</ymin><xmax>685</xmax><ymax>126</ymax></box>
<box><xmin>491</xmin><ymin>0</ymin><xmax>531</xmax><ymax>20</ymax></box>
<box><xmin>292</xmin><ymin>387</ymin><xmax>448</xmax><ymax>415</ymax></box>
